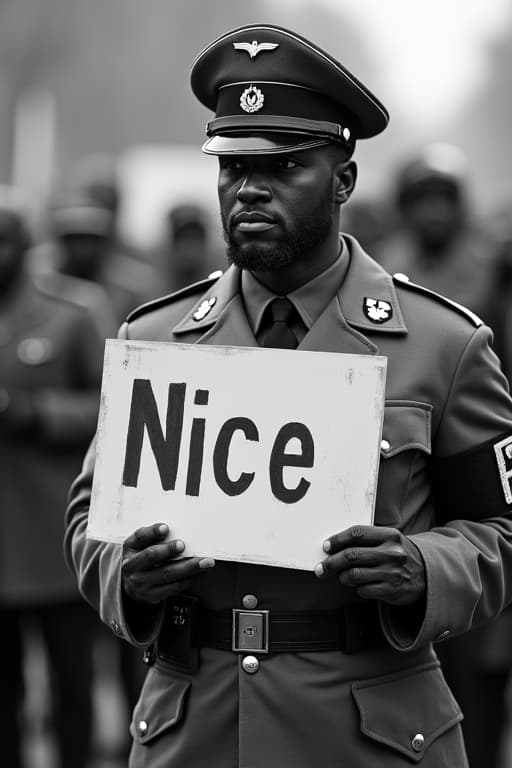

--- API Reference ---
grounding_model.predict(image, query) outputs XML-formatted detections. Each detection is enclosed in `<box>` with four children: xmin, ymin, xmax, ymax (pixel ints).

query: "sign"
<box><xmin>87</xmin><ymin>340</ymin><xmax>387</xmax><ymax>571</ymax></box>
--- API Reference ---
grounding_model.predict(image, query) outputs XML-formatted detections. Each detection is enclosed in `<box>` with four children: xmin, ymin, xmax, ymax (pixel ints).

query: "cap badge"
<box><xmin>240</xmin><ymin>85</ymin><xmax>264</xmax><ymax>113</ymax></box>
<box><xmin>233</xmin><ymin>41</ymin><xmax>279</xmax><ymax>60</ymax></box>
<box><xmin>363</xmin><ymin>297</ymin><xmax>393</xmax><ymax>324</ymax></box>
<box><xmin>193</xmin><ymin>297</ymin><xmax>217</xmax><ymax>322</ymax></box>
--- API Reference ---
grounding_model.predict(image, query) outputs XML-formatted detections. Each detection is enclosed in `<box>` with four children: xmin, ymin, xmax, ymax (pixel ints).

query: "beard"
<box><xmin>222</xmin><ymin>191</ymin><xmax>335</xmax><ymax>272</ymax></box>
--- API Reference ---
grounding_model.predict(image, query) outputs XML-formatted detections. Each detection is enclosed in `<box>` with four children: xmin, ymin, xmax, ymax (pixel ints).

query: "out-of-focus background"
<box><xmin>2</xmin><ymin>2</ymin><xmax>512</xmax><ymax>767</ymax></box>
<box><xmin>1</xmin><ymin>0</ymin><xmax>512</xmax><ymax>248</ymax></box>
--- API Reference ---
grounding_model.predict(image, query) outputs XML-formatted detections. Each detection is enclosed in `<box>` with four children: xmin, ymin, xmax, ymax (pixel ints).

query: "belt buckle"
<box><xmin>232</xmin><ymin>609</ymin><xmax>269</xmax><ymax>654</ymax></box>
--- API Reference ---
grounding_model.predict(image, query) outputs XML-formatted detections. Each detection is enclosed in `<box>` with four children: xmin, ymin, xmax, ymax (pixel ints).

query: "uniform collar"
<box><xmin>172</xmin><ymin>234</ymin><xmax>407</xmax><ymax>338</ymax></box>
<box><xmin>241</xmin><ymin>241</ymin><xmax>350</xmax><ymax>335</ymax></box>
<box><xmin>337</xmin><ymin>234</ymin><xmax>408</xmax><ymax>334</ymax></box>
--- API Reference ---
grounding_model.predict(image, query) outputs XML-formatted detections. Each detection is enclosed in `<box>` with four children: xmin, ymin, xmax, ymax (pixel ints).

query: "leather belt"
<box><xmin>152</xmin><ymin>597</ymin><xmax>387</xmax><ymax>673</ymax></box>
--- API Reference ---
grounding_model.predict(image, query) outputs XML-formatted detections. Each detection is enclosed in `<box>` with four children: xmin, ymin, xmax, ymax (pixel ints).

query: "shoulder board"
<box><xmin>126</xmin><ymin>274</ymin><xmax>220</xmax><ymax>323</ymax></box>
<box><xmin>33</xmin><ymin>272</ymin><xmax>89</xmax><ymax>311</ymax></box>
<box><xmin>392</xmin><ymin>273</ymin><xmax>483</xmax><ymax>328</ymax></box>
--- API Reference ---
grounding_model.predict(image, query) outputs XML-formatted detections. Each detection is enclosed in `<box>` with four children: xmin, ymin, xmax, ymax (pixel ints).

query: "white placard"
<box><xmin>87</xmin><ymin>340</ymin><xmax>387</xmax><ymax>570</ymax></box>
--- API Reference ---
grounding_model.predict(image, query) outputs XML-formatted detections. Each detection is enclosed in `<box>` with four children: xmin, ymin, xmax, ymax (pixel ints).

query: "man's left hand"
<box><xmin>315</xmin><ymin>525</ymin><xmax>426</xmax><ymax>606</ymax></box>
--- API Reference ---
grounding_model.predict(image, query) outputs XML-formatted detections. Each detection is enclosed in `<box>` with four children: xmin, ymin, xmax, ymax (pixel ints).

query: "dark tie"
<box><xmin>261</xmin><ymin>297</ymin><xmax>299</xmax><ymax>350</ymax></box>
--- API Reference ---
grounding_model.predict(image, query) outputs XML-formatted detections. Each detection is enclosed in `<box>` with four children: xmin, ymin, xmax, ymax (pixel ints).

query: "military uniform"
<box><xmin>0</xmin><ymin>270</ymin><xmax>108</xmax><ymax>767</ymax></box>
<box><xmin>65</xmin><ymin>234</ymin><xmax>512</xmax><ymax>767</ymax></box>
<box><xmin>64</xmin><ymin>24</ymin><xmax>512</xmax><ymax>768</ymax></box>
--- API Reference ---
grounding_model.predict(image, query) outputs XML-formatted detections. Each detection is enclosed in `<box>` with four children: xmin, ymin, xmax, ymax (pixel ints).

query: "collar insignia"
<box><xmin>233</xmin><ymin>41</ymin><xmax>279</xmax><ymax>59</ymax></box>
<box><xmin>193</xmin><ymin>297</ymin><xmax>217</xmax><ymax>322</ymax></box>
<box><xmin>363</xmin><ymin>297</ymin><xmax>393</xmax><ymax>324</ymax></box>
<box><xmin>240</xmin><ymin>85</ymin><xmax>264</xmax><ymax>113</ymax></box>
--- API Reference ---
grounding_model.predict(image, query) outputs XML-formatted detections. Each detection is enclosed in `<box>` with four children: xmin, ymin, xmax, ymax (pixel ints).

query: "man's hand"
<box><xmin>315</xmin><ymin>525</ymin><xmax>426</xmax><ymax>606</ymax></box>
<box><xmin>122</xmin><ymin>523</ymin><xmax>215</xmax><ymax>605</ymax></box>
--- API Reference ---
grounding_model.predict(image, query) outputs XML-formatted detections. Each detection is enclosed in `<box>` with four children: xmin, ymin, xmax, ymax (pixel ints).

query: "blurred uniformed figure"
<box><xmin>49</xmin><ymin>199</ymin><xmax>155</xmax><ymax>322</ymax></box>
<box><xmin>374</xmin><ymin>143</ymin><xmax>502</xmax><ymax>326</ymax></box>
<box><xmin>158</xmin><ymin>203</ymin><xmax>219</xmax><ymax>291</ymax></box>
<box><xmin>67</xmin><ymin>153</ymin><xmax>162</xmax><ymax>300</ymax></box>
<box><xmin>0</xmin><ymin>188</ymin><xmax>109</xmax><ymax>767</ymax></box>
<box><xmin>375</xmin><ymin>144</ymin><xmax>512</xmax><ymax>768</ymax></box>
<box><xmin>64</xmin><ymin>25</ymin><xmax>512</xmax><ymax>768</ymax></box>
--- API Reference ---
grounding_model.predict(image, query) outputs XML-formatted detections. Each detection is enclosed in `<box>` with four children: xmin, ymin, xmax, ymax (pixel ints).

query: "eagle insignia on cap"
<box><xmin>363</xmin><ymin>297</ymin><xmax>393</xmax><ymax>324</ymax></box>
<box><xmin>193</xmin><ymin>297</ymin><xmax>217</xmax><ymax>321</ymax></box>
<box><xmin>233</xmin><ymin>41</ymin><xmax>279</xmax><ymax>59</ymax></box>
<box><xmin>240</xmin><ymin>85</ymin><xmax>264</xmax><ymax>113</ymax></box>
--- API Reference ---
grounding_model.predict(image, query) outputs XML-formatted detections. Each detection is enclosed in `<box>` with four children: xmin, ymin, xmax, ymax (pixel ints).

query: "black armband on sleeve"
<box><xmin>433</xmin><ymin>433</ymin><xmax>512</xmax><ymax>524</ymax></box>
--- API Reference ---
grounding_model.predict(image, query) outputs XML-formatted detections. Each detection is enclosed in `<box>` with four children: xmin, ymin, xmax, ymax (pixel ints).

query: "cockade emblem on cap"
<box><xmin>240</xmin><ymin>85</ymin><xmax>265</xmax><ymax>113</ymax></box>
<box><xmin>363</xmin><ymin>297</ymin><xmax>393</xmax><ymax>323</ymax></box>
<box><xmin>192</xmin><ymin>297</ymin><xmax>217</xmax><ymax>321</ymax></box>
<box><xmin>233</xmin><ymin>41</ymin><xmax>279</xmax><ymax>59</ymax></box>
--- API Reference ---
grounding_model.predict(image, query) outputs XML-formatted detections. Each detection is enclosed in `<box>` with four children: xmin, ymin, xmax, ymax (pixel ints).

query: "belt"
<box><xmin>152</xmin><ymin>597</ymin><xmax>387</xmax><ymax>673</ymax></box>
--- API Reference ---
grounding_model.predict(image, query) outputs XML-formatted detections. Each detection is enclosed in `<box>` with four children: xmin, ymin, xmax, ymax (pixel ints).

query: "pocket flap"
<box><xmin>130</xmin><ymin>669</ymin><xmax>191</xmax><ymax>745</ymax></box>
<box><xmin>381</xmin><ymin>401</ymin><xmax>432</xmax><ymax>459</ymax></box>
<box><xmin>352</xmin><ymin>662</ymin><xmax>462</xmax><ymax>762</ymax></box>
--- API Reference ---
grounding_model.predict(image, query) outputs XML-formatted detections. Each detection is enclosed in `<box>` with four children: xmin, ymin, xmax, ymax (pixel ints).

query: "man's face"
<box><xmin>218</xmin><ymin>147</ymin><xmax>337</xmax><ymax>271</ymax></box>
<box><xmin>403</xmin><ymin>182</ymin><xmax>464</xmax><ymax>250</ymax></box>
<box><xmin>0</xmin><ymin>211</ymin><xmax>25</xmax><ymax>290</ymax></box>
<box><xmin>59</xmin><ymin>233</ymin><xmax>109</xmax><ymax>279</ymax></box>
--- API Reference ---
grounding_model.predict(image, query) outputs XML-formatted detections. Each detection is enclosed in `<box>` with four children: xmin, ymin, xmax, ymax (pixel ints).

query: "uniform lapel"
<box><xmin>172</xmin><ymin>265</ymin><xmax>259</xmax><ymax>348</ymax></box>
<box><xmin>300</xmin><ymin>236</ymin><xmax>407</xmax><ymax>354</ymax></box>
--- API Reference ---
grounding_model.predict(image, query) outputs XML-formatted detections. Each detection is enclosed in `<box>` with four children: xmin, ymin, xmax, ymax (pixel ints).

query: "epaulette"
<box><xmin>33</xmin><ymin>272</ymin><xmax>95</xmax><ymax>311</ymax></box>
<box><xmin>126</xmin><ymin>273</ymin><xmax>221</xmax><ymax>324</ymax></box>
<box><xmin>392</xmin><ymin>273</ymin><xmax>483</xmax><ymax>328</ymax></box>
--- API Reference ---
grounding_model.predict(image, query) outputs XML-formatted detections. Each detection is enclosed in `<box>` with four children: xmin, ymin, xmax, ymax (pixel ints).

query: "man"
<box><xmin>48</xmin><ymin>197</ymin><xmax>157</xmax><ymax>321</ymax></box>
<box><xmin>0</xmin><ymin>189</ymin><xmax>108</xmax><ymax>767</ymax></box>
<box><xmin>65</xmin><ymin>25</ymin><xmax>512</xmax><ymax>767</ymax></box>
<box><xmin>374</xmin><ymin>143</ymin><xmax>502</xmax><ymax>325</ymax></box>
<box><xmin>375</xmin><ymin>144</ymin><xmax>512</xmax><ymax>768</ymax></box>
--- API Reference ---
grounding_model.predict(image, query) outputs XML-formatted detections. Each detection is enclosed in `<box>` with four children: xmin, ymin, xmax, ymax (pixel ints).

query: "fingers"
<box><xmin>123</xmin><ymin>538</ymin><xmax>186</xmax><ymax>574</ymax></box>
<box><xmin>323</xmin><ymin>525</ymin><xmax>400</xmax><ymax>555</ymax></box>
<box><xmin>123</xmin><ymin>554</ymin><xmax>215</xmax><ymax>604</ymax></box>
<box><xmin>121</xmin><ymin>523</ymin><xmax>216</xmax><ymax>605</ymax></box>
<box><xmin>123</xmin><ymin>523</ymin><xmax>170</xmax><ymax>554</ymax></box>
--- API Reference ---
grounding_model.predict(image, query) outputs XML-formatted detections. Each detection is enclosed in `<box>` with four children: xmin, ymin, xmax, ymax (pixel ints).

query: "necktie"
<box><xmin>261</xmin><ymin>297</ymin><xmax>299</xmax><ymax>350</ymax></box>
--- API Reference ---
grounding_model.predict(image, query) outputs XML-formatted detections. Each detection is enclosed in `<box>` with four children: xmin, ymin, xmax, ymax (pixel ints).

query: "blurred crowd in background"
<box><xmin>2</xmin><ymin>2</ymin><xmax>512</xmax><ymax>767</ymax></box>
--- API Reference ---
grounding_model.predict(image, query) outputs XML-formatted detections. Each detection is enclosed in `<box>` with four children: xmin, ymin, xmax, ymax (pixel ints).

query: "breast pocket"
<box><xmin>352</xmin><ymin>661</ymin><xmax>465</xmax><ymax>764</ymax></box>
<box><xmin>374</xmin><ymin>401</ymin><xmax>432</xmax><ymax>526</ymax></box>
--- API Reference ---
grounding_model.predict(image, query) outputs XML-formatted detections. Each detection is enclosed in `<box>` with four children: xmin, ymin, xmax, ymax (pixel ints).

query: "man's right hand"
<box><xmin>122</xmin><ymin>523</ymin><xmax>215</xmax><ymax>605</ymax></box>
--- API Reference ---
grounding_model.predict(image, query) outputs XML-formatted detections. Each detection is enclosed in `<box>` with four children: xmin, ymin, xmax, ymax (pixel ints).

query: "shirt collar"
<box><xmin>241</xmin><ymin>240</ymin><xmax>350</xmax><ymax>335</ymax></box>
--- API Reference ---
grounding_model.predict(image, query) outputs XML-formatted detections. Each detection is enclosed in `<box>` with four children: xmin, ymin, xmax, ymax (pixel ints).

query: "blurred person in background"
<box><xmin>0</xmin><ymin>187</ymin><xmax>108</xmax><ymax>768</ymax></box>
<box><xmin>374</xmin><ymin>143</ymin><xmax>503</xmax><ymax>326</ymax></box>
<box><xmin>342</xmin><ymin>198</ymin><xmax>390</xmax><ymax>253</ymax></box>
<box><xmin>48</xmin><ymin>195</ymin><xmax>149</xmax><ymax>762</ymax></box>
<box><xmin>374</xmin><ymin>145</ymin><xmax>511</xmax><ymax>768</ymax></box>
<box><xmin>158</xmin><ymin>202</ymin><xmax>221</xmax><ymax>292</ymax></box>
<box><xmin>68</xmin><ymin>153</ymin><xmax>161</xmax><ymax>300</ymax></box>
<box><xmin>50</xmin><ymin>199</ymin><xmax>154</xmax><ymax>322</ymax></box>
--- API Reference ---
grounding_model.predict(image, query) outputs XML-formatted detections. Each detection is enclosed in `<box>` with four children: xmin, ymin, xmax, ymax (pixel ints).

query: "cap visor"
<box><xmin>202</xmin><ymin>133</ymin><xmax>330</xmax><ymax>155</ymax></box>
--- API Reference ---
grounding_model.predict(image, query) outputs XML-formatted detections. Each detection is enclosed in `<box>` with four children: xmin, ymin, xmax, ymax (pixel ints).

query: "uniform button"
<box><xmin>242</xmin><ymin>655</ymin><xmax>259</xmax><ymax>674</ymax></box>
<box><xmin>137</xmin><ymin>720</ymin><xmax>148</xmax><ymax>737</ymax></box>
<box><xmin>242</xmin><ymin>594</ymin><xmax>258</xmax><ymax>610</ymax></box>
<box><xmin>381</xmin><ymin>439</ymin><xmax>391</xmax><ymax>452</ymax></box>
<box><xmin>411</xmin><ymin>733</ymin><xmax>425</xmax><ymax>752</ymax></box>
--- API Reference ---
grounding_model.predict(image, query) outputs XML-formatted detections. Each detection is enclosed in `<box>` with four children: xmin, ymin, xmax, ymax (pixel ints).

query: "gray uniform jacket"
<box><xmin>65</xmin><ymin>235</ymin><xmax>512</xmax><ymax>767</ymax></box>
